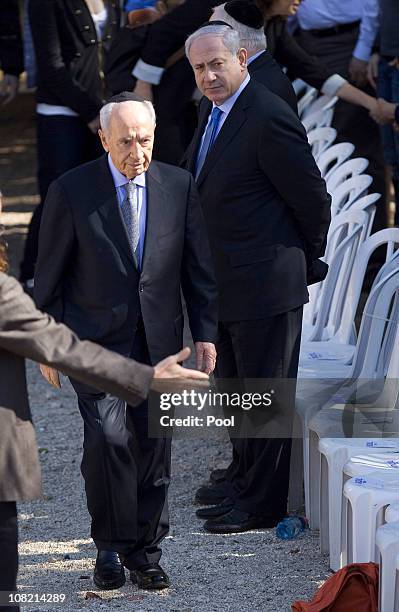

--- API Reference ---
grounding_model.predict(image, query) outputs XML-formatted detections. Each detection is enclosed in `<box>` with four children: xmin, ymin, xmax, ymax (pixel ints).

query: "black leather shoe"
<box><xmin>209</xmin><ymin>468</ymin><xmax>227</xmax><ymax>484</ymax></box>
<box><xmin>93</xmin><ymin>551</ymin><xmax>126</xmax><ymax>590</ymax></box>
<box><xmin>196</xmin><ymin>498</ymin><xmax>234</xmax><ymax>520</ymax></box>
<box><xmin>203</xmin><ymin>509</ymin><xmax>281</xmax><ymax>534</ymax></box>
<box><xmin>130</xmin><ymin>563</ymin><xmax>170</xmax><ymax>590</ymax></box>
<box><xmin>195</xmin><ymin>481</ymin><xmax>232</xmax><ymax>505</ymax></box>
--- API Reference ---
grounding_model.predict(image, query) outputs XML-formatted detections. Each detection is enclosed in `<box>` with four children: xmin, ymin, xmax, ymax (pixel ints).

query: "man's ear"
<box><xmin>238</xmin><ymin>47</ymin><xmax>248</xmax><ymax>69</ymax></box>
<box><xmin>98</xmin><ymin>129</ymin><xmax>109</xmax><ymax>152</ymax></box>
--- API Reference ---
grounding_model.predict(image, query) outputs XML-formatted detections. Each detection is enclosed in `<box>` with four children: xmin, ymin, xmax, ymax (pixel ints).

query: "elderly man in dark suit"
<box><xmin>34</xmin><ymin>93</ymin><xmax>218</xmax><ymax>590</ymax></box>
<box><xmin>183</xmin><ymin>23</ymin><xmax>331</xmax><ymax>533</ymax></box>
<box><xmin>0</xmin><ymin>198</ymin><xmax>208</xmax><ymax>610</ymax></box>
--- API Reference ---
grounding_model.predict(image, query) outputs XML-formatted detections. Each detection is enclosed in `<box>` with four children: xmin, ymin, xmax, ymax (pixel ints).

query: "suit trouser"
<box><xmin>70</xmin><ymin>321</ymin><xmax>171</xmax><ymax>570</ymax></box>
<box><xmin>0</xmin><ymin>501</ymin><xmax>19</xmax><ymax>611</ymax></box>
<box><xmin>296</xmin><ymin>27</ymin><xmax>388</xmax><ymax>232</ymax></box>
<box><xmin>214</xmin><ymin>307</ymin><xmax>303</xmax><ymax>517</ymax></box>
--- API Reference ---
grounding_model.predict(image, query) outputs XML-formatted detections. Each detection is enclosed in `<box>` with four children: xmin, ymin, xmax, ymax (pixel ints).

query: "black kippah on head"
<box><xmin>199</xmin><ymin>19</ymin><xmax>233</xmax><ymax>29</ymax></box>
<box><xmin>224</xmin><ymin>0</ymin><xmax>264</xmax><ymax>29</ymax></box>
<box><xmin>107</xmin><ymin>91</ymin><xmax>147</xmax><ymax>104</ymax></box>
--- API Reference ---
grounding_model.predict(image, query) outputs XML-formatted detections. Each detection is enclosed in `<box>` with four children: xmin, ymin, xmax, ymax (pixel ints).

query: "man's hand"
<box><xmin>367</xmin><ymin>53</ymin><xmax>379</xmax><ymax>89</ymax></box>
<box><xmin>369</xmin><ymin>98</ymin><xmax>397</xmax><ymax>125</ymax></box>
<box><xmin>87</xmin><ymin>115</ymin><xmax>100</xmax><ymax>134</ymax></box>
<box><xmin>195</xmin><ymin>341</ymin><xmax>216</xmax><ymax>374</ymax></box>
<box><xmin>133</xmin><ymin>80</ymin><xmax>154</xmax><ymax>103</ymax></box>
<box><xmin>0</xmin><ymin>74</ymin><xmax>19</xmax><ymax>105</ymax></box>
<box><xmin>151</xmin><ymin>346</ymin><xmax>209</xmax><ymax>392</ymax></box>
<box><xmin>39</xmin><ymin>364</ymin><xmax>61</xmax><ymax>388</ymax></box>
<box><xmin>349</xmin><ymin>57</ymin><xmax>368</xmax><ymax>87</ymax></box>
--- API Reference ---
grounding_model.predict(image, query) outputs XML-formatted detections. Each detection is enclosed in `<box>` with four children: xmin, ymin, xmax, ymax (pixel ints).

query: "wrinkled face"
<box><xmin>99</xmin><ymin>102</ymin><xmax>154</xmax><ymax>179</ymax></box>
<box><xmin>189</xmin><ymin>35</ymin><xmax>247</xmax><ymax>105</ymax></box>
<box><xmin>271</xmin><ymin>0</ymin><xmax>302</xmax><ymax>17</ymax></box>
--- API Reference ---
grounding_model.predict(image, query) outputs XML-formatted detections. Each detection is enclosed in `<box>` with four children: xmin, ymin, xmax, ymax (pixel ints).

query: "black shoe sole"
<box><xmin>196</xmin><ymin>504</ymin><xmax>234</xmax><ymax>520</ymax></box>
<box><xmin>93</xmin><ymin>572</ymin><xmax>126</xmax><ymax>590</ymax></box>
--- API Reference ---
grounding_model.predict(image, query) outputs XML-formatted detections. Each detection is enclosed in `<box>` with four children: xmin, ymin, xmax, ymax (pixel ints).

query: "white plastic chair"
<box><xmin>297</xmin><ymin>87</ymin><xmax>318</xmax><ymax>117</ymax></box>
<box><xmin>302</xmin><ymin>108</ymin><xmax>334</xmax><ymax>133</ymax></box>
<box><xmin>386</xmin><ymin>503</ymin><xmax>399</xmax><ymax>523</ymax></box>
<box><xmin>319</xmin><ymin>445</ymin><xmax>399</xmax><ymax>569</ymax></box>
<box><xmin>292</xmin><ymin>78</ymin><xmax>313</xmax><ymax>97</ymax></box>
<box><xmin>317</xmin><ymin>142</ymin><xmax>355</xmax><ymax>180</ymax></box>
<box><xmin>301</xmin><ymin>94</ymin><xmax>338</xmax><ymax>120</ymax></box>
<box><xmin>349</xmin><ymin>193</ymin><xmax>380</xmax><ymax>238</ymax></box>
<box><xmin>326</xmin><ymin>158</ymin><xmax>369</xmax><ymax>194</ymax></box>
<box><xmin>307</xmin><ymin>127</ymin><xmax>337</xmax><ymax>160</ymax></box>
<box><xmin>303</xmin><ymin>210</ymin><xmax>370</xmax><ymax>336</ymax></box>
<box><xmin>342</xmin><ymin>471</ymin><xmax>399</xmax><ymax>566</ymax></box>
<box><xmin>376</xmin><ymin>522</ymin><xmax>399</xmax><ymax>612</ymax></box>
<box><xmin>331</xmin><ymin>175</ymin><xmax>373</xmax><ymax>216</ymax></box>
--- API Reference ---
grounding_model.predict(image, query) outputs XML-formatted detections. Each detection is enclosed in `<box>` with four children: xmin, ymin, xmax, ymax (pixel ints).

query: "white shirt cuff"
<box><xmin>132</xmin><ymin>59</ymin><xmax>165</xmax><ymax>85</ymax></box>
<box><xmin>321</xmin><ymin>74</ymin><xmax>347</xmax><ymax>96</ymax></box>
<box><xmin>353</xmin><ymin>41</ymin><xmax>372</xmax><ymax>62</ymax></box>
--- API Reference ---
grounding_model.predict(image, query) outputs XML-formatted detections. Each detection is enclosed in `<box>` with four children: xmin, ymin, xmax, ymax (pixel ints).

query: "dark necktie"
<box><xmin>121</xmin><ymin>181</ymin><xmax>140</xmax><ymax>266</ymax></box>
<box><xmin>195</xmin><ymin>106</ymin><xmax>223</xmax><ymax>180</ymax></box>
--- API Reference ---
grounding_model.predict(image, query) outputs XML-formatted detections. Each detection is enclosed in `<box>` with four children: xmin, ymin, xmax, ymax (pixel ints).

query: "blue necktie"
<box><xmin>121</xmin><ymin>181</ymin><xmax>140</xmax><ymax>268</ymax></box>
<box><xmin>195</xmin><ymin>107</ymin><xmax>223</xmax><ymax>180</ymax></box>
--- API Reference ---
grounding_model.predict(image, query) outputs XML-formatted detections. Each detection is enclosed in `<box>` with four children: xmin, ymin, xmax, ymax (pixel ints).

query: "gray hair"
<box><xmin>100</xmin><ymin>100</ymin><xmax>156</xmax><ymax>133</ymax></box>
<box><xmin>211</xmin><ymin>4</ymin><xmax>266</xmax><ymax>53</ymax></box>
<box><xmin>185</xmin><ymin>24</ymin><xmax>241</xmax><ymax>62</ymax></box>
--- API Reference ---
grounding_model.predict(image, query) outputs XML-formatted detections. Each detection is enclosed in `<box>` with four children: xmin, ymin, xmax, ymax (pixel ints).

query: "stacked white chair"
<box><xmin>326</xmin><ymin>158</ymin><xmax>369</xmax><ymax>194</ymax></box>
<box><xmin>322</xmin><ymin>450</ymin><xmax>399</xmax><ymax>570</ymax></box>
<box><xmin>317</xmin><ymin>142</ymin><xmax>355</xmax><ymax>180</ymax></box>
<box><xmin>386</xmin><ymin>502</ymin><xmax>399</xmax><ymax>523</ymax></box>
<box><xmin>376</xmin><ymin>522</ymin><xmax>399</xmax><ymax>612</ymax></box>
<box><xmin>342</xmin><ymin>471</ymin><xmax>399</xmax><ymax>567</ymax></box>
<box><xmin>302</xmin><ymin>108</ymin><xmax>334</xmax><ymax>133</ymax></box>
<box><xmin>307</xmin><ymin>127</ymin><xmax>337</xmax><ymax>160</ymax></box>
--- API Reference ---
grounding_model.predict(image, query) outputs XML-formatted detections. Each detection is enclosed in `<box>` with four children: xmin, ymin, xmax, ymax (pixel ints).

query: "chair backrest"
<box><xmin>331</xmin><ymin>175</ymin><xmax>373</xmax><ymax>216</ymax></box>
<box><xmin>352</xmin><ymin>267</ymin><xmax>399</xmax><ymax>379</ymax></box>
<box><xmin>317</xmin><ymin>142</ymin><xmax>355</xmax><ymax>179</ymax></box>
<box><xmin>349</xmin><ymin>193</ymin><xmax>380</xmax><ymax>237</ymax></box>
<box><xmin>336</xmin><ymin>229</ymin><xmax>399</xmax><ymax>345</ymax></box>
<box><xmin>306</xmin><ymin>211</ymin><xmax>370</xmax><ymax>335</ymax></box>
<box><xmin>301</xmin><ymin>94</ymin><xmax>338</xmax><ymax>120</ymax></box>
<box><xmin>302</xmin><ymin>108</ymin><xmax>334</xmax><ymax>133</ymax></box>
<box><xmin>308</xmin><ymin>225</ymin><xmax>364</xmax><ymax>342</ymax></box>
<box><xmin>297</xmin><ymin>87</ymin><xmax>318</xmax><ymax>117</ymax></box>
<box><xmin>327</xmin><ymin>158</ymin><xmax>369</xmax><ymax>193</ymax></box>
<box><xmin>292</xmin><ymin>78</ymin><xmax>313</xmax><ymax>97</ymax></box>
<box><xmin>307</xmin><ymin>127</ymin><xmax>337</xmax><ymax>160</ymax></box>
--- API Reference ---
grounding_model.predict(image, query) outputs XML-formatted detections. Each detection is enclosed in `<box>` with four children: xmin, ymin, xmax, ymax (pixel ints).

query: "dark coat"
<box><xmin>0</xmin><ymin>0</ymin><xmax>23</xmax><ymax>76</ymax></box>
<box><xmin>0</xmin><ymin>273</ymin><xmax>154</xmax><ymax>502</ymax></box>
<box><xmin>29</xmin><ymin>0</ymin><xmax>120</xmax><ymax>122</ymax></box>
<box><xmin>184</xmin><ymin>79</ymin><xmax>331</xmax><ymax>321</ymax></box>
<box><xmin>265</xmin><ymin>17</ymin><xmax>332</xmax><ymax>90</ymax></box>
<box><xmin>34</xmin><ymin>156</ymin><xmax>218</xmax><ymax>363</ymax></box>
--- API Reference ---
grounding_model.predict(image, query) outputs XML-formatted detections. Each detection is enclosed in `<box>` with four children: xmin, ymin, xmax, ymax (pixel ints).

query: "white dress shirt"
<box><xmin>297</xmin><ymin>0</ymin><xmax>379</xmax><ymax>61</ymax></box>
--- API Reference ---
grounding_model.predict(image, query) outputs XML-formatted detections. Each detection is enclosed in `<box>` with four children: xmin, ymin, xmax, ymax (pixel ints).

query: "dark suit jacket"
<box><xmin>248</xmin><ymin>50</ymin><xmax>297</xmax><ymax>113</ymax></box>
<box><xmin>34</xmin><ymin>156</ymin><xmax>218</xmax><ymax>363</ymax></box>
<box><xmin>0</xmin><ymin>0</ymin><xmax>23</xmax><ymax>76</ymax></box>
<box><xmin>183</xmin><ymin>79</ymin><xmax>331</xmax><ymax>322</ymax></box>
<box><xmin>0</xmin><ymin>273</ymin><xmax>154</xmax><ymax>502</ymax></box>
<box><xmin>266</xmin><ymin>17</ymin><xmax>332</xmax><ymax>91</ymax></box>
<box><xmin>29</xmin><ymin>0</ymin><xmax>120</xmax><ymax>122</ymax></box>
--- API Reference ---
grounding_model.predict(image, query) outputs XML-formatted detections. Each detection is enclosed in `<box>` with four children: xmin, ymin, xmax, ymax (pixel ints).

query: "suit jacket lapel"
<box><xmin>196</xmin><ymin>82</ymin><xmax>253</xmax><ymax>187</ymax></box>
<box><xmin>141</xmin><ymin>162</ymin><xmax>171</xmax><ymax>272</ymax></box>
<box><xmin>96</xmin><ymin>156</ymin><xmax>136</xmax><ymax>267</ymax></box>
<box><xmin>185</xmin><ymin>98</ymin><xmax>212</xmax><ymax>174</ymax></box>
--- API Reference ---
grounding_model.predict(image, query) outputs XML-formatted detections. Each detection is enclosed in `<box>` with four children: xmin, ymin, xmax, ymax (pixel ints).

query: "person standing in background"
<box><xmin>293</xmin><ymin>0</ymin><xmax>388</xmax><ymax>232</ymax></box>
<box><xmin>0</xmin><ymin>0</ymin><xmax>23</xmax><ymax>105</ymax></box>
<box><xmin>19</xmin><ymin>0</ymin><xmax>120</xmax><ymax>290</ymax></box>
<box><xmin>367</xmin><ymin>0</ymin><xmax>399</xmax><ymax>226</ymax></box>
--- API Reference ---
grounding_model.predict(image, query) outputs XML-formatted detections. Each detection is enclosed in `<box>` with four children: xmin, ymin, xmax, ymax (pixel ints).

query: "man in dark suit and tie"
<box><xmin>183</xmin><ymin>23</ymin><xmax>331</xmax><ymax>533</ymax></box>
<box><xmin>34</xmin><ymin>93</ymin><xmax>218</xmax><ymax>590</ymax></box>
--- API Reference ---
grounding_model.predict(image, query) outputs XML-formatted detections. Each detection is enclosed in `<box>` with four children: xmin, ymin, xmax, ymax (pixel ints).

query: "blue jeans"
<box><xmin>378</xmin><ymin>57</ymin><xmax>399</xmax><ymax>224</ymax></box>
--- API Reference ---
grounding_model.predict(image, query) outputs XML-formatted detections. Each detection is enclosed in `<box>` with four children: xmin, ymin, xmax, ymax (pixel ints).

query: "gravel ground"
<box><xmin>17</xmin><ymin>359</ymin><xmax>331</xmax><ymax>612</ymax></box>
